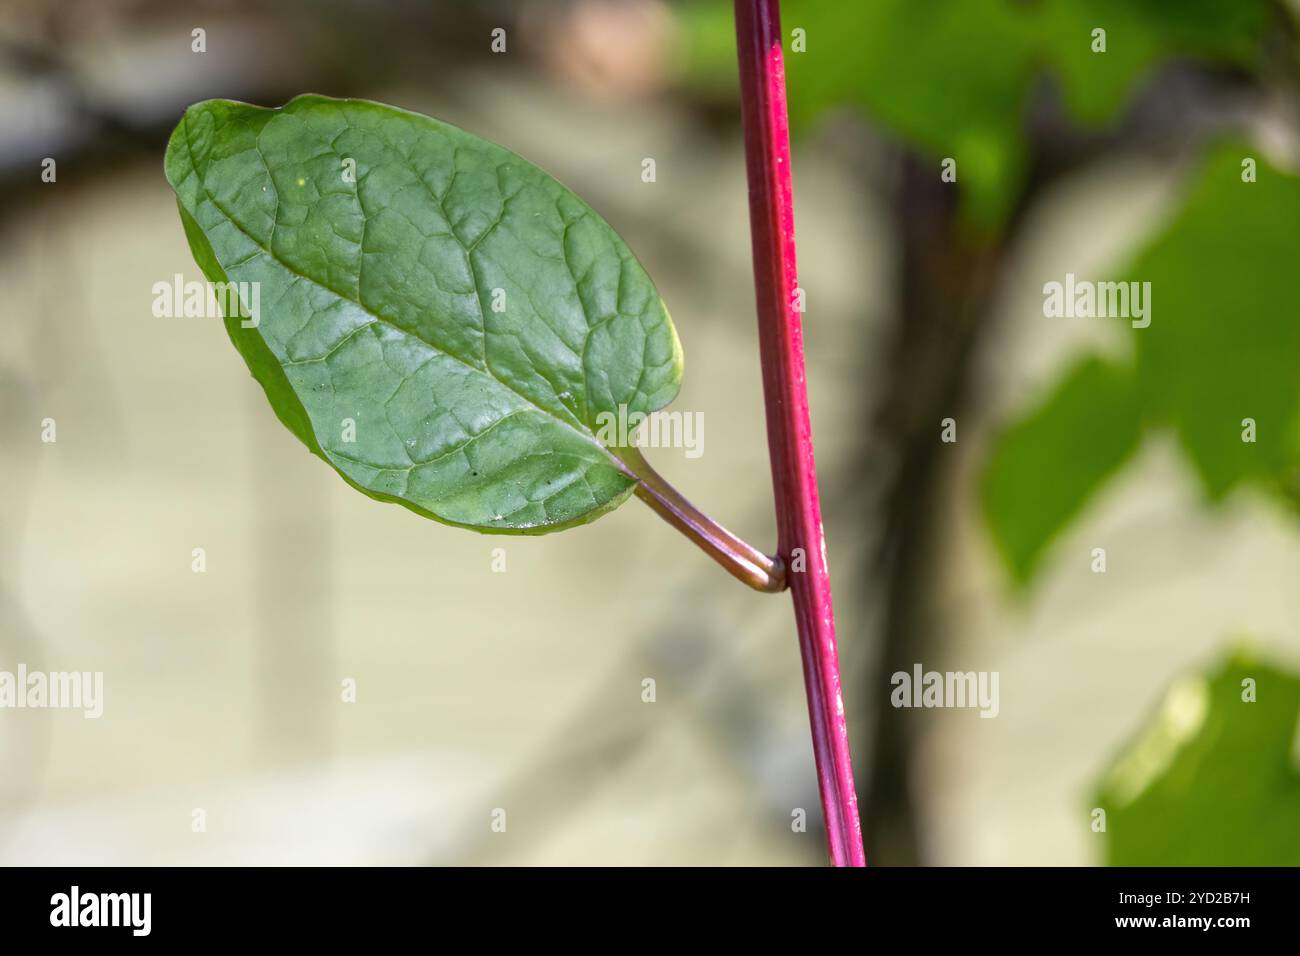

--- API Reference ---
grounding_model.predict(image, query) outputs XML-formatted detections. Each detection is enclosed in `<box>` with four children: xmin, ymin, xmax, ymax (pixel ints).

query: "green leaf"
<box><xmin>772</xmin><ymin>0</ymin><xmax>1037</xmax><ymax>227</ymax></box>
<box><xmin>1128</xmin><ymin>143</ymin><xmax>1300</xmax><ymax>500</ymax></box>
<box><xmin>981</xmin><ymin>356</ymin><xmax>1143</xmax><ymax>584</ymax></box>
<box><xmin>165</xmin><ymin>95</ymin><xmax>682</xmax><ymax>533</ymax></box>
<box><xmin>982</xmin><ymin>143</ymin><xmax>1300</xmax><ymax>584</ymax></box>
<box><xmin>1040</xmin><ymin>0</ymin><xmax>1274</xmax><ymax>124</ymax></box>
<box><xmin>1095</xmin><ymin>650</ymin><xmax>1300</xmax><ymax>865</ymax></box>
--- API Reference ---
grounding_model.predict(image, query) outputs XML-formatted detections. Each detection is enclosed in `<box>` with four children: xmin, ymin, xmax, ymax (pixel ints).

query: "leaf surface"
<box><xmin>165</xmin><ymin>95</ymin><xmax>682</xmax><ymax>532</ymax></box>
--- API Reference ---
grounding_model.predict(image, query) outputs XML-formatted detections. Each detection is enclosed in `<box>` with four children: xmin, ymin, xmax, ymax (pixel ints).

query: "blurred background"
<box><xmin>3</xmin><ymin>0</ymin><xmax>1300</xmax><ymax>866</ymax></box>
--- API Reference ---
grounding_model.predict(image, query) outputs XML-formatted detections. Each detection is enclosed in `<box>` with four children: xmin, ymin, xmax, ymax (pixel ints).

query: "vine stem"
<box><xmin>732</xmin><ymin>0</ymin><xmax>866</xmax><ymax>866</ymax></box>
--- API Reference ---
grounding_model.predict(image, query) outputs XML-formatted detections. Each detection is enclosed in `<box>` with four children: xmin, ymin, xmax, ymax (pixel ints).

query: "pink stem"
<box><xmin>732</xmin><ymin>0</ymin><xmax>866</xmax><ymax>866</ymax></box>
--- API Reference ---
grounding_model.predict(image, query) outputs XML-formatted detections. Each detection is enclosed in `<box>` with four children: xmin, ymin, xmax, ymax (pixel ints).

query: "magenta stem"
<box><xmin>732</xmin><ymin>0</ymin><xmax>866</xmax><ymax>866</ymax></box>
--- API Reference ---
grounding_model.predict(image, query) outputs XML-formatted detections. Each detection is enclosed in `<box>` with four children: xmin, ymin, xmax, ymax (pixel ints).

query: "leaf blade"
<box><xmin>165</xmin><ymin>95</ymin><xmax>682</xmax><ymax>533</ymax></box>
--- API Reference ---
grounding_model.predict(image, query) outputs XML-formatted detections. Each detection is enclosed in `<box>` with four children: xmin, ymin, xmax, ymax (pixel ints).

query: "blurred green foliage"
<box><xmin>982</xmin><ymin>355</ymin><xmax>1142</xmax><ymax>582</ymax></box>
<box><xmin>983</xmin><ymin>144</ymin><xmax>1300</xmax><ymax>580</ymax></box>
<box><xmin>983</xmin><ymin>143</ymin><xmax>1300</xmax><ymax>865</ymax></box>
<box><xmin>681</xmin><ymin>0</ymin><xmax>1300</xmax><ymax>866</ymax></box>
<box><xmin>1131</xmin><ymin>147</ymin><xmax>1300</xmax><ymax>502</ymax></box>
<box><xmin>1096</xmin><ymin>650</ymin><xmax>1300</xmax><ymax>865</ymax></box>
<box><xmin>680</xmin><ymin>0</ymin><xmax>1277</xmax><ymax>225</ymax></box>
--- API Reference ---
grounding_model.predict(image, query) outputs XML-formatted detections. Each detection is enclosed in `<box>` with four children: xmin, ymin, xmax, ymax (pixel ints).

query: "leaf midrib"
<box><xmin>180</xmin><ymin>113</ymin><xmax>638</xmax><ymax>483</ymax></box>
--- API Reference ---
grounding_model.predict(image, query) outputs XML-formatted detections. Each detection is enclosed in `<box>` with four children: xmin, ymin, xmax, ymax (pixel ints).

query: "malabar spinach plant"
<box><xmin>165</xmin><ymin>0</ymin><xmax>863</xmax><ymax>866</ymax></box>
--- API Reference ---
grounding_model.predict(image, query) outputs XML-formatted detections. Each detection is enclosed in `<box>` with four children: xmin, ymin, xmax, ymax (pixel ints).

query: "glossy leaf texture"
<box><xmin>165</xmin><ymin>95</ymin><xmax>682</xmax><ymax>533</ymax></box>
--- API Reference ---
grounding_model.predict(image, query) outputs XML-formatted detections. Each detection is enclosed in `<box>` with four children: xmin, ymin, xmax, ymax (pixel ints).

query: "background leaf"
<box><xmin>1095</xmin><ymin>650</ymin><xmax>1300</xmax><ymax>865</ymax></box>
<box><xmin>981</xmin><ymin>356</ymin><xmax>1143</xmax><ymax>583</ymax></box>
<box><xmin>681</xmin><ymin>0</ymin><xmax>1276</xmax><ymax>227</ymax></box>
<box><xmin>1128</xmin><ymin>144</ymin><xmax>1300</xmax><ymax>501</ymax></box>
<box><xmin>982</xmin><ymin>143</ymin><xmax>1300</xmax><ymax>583</ymax></box>
<box><xmin>165</xmin><ymin>95</ymin><xmax>682</xmax><ymax>534</ymax></box>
